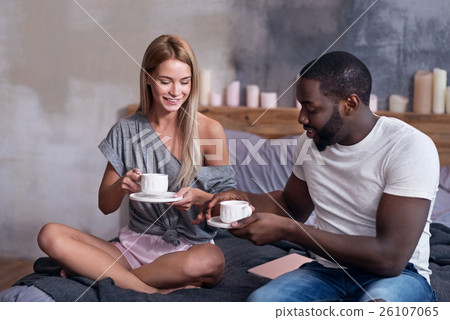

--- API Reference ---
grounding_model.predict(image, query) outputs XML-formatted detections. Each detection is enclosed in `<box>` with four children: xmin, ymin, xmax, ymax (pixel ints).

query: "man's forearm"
<box><xmin>283</xmin><ymin>221</ymin><xmax>405</xmax><ymax>277</ymax></box>
<box><xmin>247</xmin><ymin>190</ymin><xmax>290</xmax><ymax>216</ymax></box>
<box><xmin>247</xmin><ymin>190</ymin><xmax>313</xmax><ymax>222</ymax></box>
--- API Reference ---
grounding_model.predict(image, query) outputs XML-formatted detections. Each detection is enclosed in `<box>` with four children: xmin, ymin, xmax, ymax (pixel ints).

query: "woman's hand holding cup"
<box><xmin>118</xmin><ymin>168</ymin><xmax>142</xmax><ymax>194</ymax></box>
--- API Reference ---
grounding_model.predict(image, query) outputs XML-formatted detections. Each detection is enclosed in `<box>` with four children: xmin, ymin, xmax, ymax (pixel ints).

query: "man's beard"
<box><xmin>315</xmin><ymin>104</ymin><xmax>344</xmax><ymax>152</ymax></box>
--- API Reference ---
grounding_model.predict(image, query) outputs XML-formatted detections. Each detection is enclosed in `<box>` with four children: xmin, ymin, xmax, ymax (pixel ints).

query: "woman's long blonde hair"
<box><xmin>138</xmin><ymin>35</ymin><xmax>202</xmax><ymax>188</ymax></box>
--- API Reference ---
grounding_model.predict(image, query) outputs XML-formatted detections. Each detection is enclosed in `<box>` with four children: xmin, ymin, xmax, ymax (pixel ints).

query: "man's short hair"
<box><xmin>300</xmin><ymin>51</ymin><xmax>372</xmax><ymax>106</ymax></box>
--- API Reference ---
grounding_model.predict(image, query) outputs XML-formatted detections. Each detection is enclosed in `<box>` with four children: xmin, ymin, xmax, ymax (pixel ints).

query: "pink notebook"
<box><xmin>248</xmin><ymin>253</ymin><xmax>313</xmax><ymax>279</ymax></box>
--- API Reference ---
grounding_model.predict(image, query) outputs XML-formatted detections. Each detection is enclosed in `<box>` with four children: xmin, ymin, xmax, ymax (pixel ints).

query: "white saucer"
<box><xmin>129</xmin><ymin>192</ymin><xmax>183</xmax><ymax>203</ymax></box>
<box><xmin>207</xmin><ymin>216</ymin><xmax>236</xmax><ymax>229</ymax></box>
<box><xmin>144</xmin><ymin>191</ymin><xmax>167</xmax><ymax>196</ymax></box>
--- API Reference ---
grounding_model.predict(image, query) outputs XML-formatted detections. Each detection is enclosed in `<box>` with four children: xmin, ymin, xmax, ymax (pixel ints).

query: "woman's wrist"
<box><xmin>112</xmin><ymin>177</ymin><xmax>128</xmax><ymax>198</ymax></box>
<box><xmin>192</xmin><ymin>189</ymin><xmax>212</xmax><ymax>208</ymax></box>
<box><xmin>189</xmin><ymin>188</ymin><xmax>199</xmax><ymax>207</ymax></box>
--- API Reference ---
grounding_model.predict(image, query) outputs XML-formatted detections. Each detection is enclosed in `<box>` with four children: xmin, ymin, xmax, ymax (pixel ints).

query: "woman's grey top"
<box><xmin>99</xmin><ymin>113</ymin><xmax>236</xmax><ymax>246</ymax></box>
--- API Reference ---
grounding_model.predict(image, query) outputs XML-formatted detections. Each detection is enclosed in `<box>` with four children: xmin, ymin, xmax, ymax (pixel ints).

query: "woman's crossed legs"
<box><xmin>37</xmin><ymin>223</ymin><xmax>224</xmax><ymax>294</ymax></box>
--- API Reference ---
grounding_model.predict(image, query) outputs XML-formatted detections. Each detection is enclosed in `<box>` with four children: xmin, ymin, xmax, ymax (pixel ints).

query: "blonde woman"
<box><xmin>37</xmin><ymin>35</ymin><xmax>235</xmax><ymax>294</ymax></box>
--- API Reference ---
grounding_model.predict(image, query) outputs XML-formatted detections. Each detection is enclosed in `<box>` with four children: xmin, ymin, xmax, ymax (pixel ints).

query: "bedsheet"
<box><xmin>6</xmin><ymin>230</ymin><xmax>308</xmax><ymax>302</ymax></box>
<box><xmin>3</xmin><ymin>223</ymin><xmax>450</xmax><ymax>302</ymax></box>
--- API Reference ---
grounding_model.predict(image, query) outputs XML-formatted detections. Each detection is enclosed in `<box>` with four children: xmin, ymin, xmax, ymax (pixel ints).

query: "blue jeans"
<box><xmin>248</xmin><ymin>261</ymin><xmax>436</xmax><ymax>302</ymax></box>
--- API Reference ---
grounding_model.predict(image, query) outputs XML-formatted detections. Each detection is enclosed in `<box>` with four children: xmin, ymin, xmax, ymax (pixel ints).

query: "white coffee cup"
<box><xmin>139</xmin><ymin>173</ymin><xmax>168</xmax><ymax>195</ymax></box>
<box><xmin>220</xmin><ymin>200</ymin><xmax>252</xmax><ymax>223</ymax></box>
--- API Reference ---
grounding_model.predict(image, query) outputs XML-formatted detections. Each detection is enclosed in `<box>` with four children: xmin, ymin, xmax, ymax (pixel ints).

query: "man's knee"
<box><xmin>247</xmin><ymin>286</ymin><xmax>271</xmax><ymax>302</ymax></box>
<box><xmin>359</xmin><ymin>271</ymin><xmax>434</xmax><ymax>302</ymax></box>
<box><xmin>247</xmin><ymin>281</ymin><xmax>293</xmax><ymax>302</ymax></box>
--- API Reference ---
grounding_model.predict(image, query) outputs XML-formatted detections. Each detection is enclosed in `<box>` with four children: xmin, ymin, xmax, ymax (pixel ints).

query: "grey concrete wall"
<box><xmin>1</xmin><ymin>0</ymin><xmax>448</xmax><ymax>259</ymax></box>
<box><xmin>0</xmin><ymin>0</ymin><xmax>237</xmax><ymax>259</ymax></box>
<box><xmin>232</xmin><ymin>0</ymin><xmax>450</xmax><ymax>108</ymax></box>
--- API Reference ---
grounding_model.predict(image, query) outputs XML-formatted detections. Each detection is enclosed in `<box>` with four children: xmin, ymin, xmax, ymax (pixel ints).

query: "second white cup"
<box><xmin>220</xmin><ymin>200</ymin><xmax>252</xmax><ymax>223</ymax></box>
<box><xmin>139</xmin><ymin>173</ymin><xmax>168</xmax><ymax>195</ymax></box>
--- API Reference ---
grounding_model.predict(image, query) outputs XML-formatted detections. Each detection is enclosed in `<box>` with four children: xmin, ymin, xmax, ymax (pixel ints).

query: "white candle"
<box><xmin>432</xmin><ymin>67</ymin><xmax>447</xmax><ymax>114</ymax></box>
<box><xmin>389</xmin><ymin>94</ymin><xmax>408</xmax><ymax>113</ymax></box>
<box><xmin>369</xmin><ymin>94</ymin><xmax>378</xmax><ymax>112</ymax></box>
<box><xmin>210</xmin><ymin>91</ymin><xmax>222</xmax><ymax>107</ymax></box>
<box><xmin>199</xmin><ymin>69</ymin><xmax>211</xmax><ymax>106</ymax></box>
<box><xmin>260</xmin><ymin>92</ymin><xmax>277</xmax><ymax>109</ymax></box>
<box><xmin>446</xmin><ymin>87</ymin><xmax>450</xmax><ymax>114</ymax></box>
<box><xmin>246</xmin><ymin>85</ymin><xmax>259</xmax><ymax>108</ymax></box>
<box><xmin>413</xmin><ymin>70</ymin><xmax>433</xmax><ymax>114</ymax></box>
<box><xmin>226</xmin><ymin>81</ymin><xmax>240</xmax><ymax>107</ymax></box>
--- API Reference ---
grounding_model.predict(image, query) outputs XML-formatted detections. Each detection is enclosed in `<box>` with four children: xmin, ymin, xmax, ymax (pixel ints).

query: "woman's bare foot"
<box><xmin>60</xmin><ymin>268</ymin><xmax>74</xmax><ymax>278</ymax></box>
<box><xmin>156</xmin><ymin>284</ymin><xmax>200</xmax><ymax>295</ymax></box>
<box><xmin>59</xmin><ymin>268</ymin><xmax>198</xmax><ymax>295</ymax></box>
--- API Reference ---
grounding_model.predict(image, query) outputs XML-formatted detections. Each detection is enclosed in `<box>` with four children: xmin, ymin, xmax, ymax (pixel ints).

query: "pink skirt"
<box><xmin>113</xmin><ymin>226</ymin><xmax>213</xmax><ymax>270</ymax></box>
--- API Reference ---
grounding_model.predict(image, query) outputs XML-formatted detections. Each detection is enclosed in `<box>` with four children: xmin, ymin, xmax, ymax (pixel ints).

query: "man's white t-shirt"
<box><xmin>292</xmin><ymin>116</ymin><xmax>440</xmax><ymax>282</ymax></box>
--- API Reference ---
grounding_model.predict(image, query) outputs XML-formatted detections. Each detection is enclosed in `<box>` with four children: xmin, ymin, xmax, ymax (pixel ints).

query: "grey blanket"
<box><xmin>429</xmin><ymin>222</ymin><xmax>450</xmax><ymax>302</ymax></box>
<box><xmin>15</xmin><ymin>230</ymin><xmax>307</xmax><ymax>302</ymax></box>
<box><xmin>15</xmin><ymin>223</ymin><xmax>450</xmax><ymax>302</ymax></box>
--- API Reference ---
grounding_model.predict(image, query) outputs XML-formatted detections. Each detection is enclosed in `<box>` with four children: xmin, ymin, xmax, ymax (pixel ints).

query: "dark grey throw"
<box><xmin>14</xmin><ymin>223</ymin><xmax>450</xmax><ymax>302</ymax></box>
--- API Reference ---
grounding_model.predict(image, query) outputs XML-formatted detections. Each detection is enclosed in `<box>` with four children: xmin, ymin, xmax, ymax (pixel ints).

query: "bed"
<box><xmin>1</xmin><ymin>106</ymin><xmax>450</xmax><ymax>302</ymax></box>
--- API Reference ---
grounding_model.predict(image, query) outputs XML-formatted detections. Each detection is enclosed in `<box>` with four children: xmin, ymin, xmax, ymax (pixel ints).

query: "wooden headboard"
<box><xmin>127</xmin><ymin>104</ymin><xmax>450</xmax><ymax>166</ymax></box>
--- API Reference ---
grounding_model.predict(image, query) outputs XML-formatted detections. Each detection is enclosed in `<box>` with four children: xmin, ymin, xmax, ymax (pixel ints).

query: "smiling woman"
<box><xmin>31</xmin><ymin>34</ymin><xmax>237</xmax><ymax>296</ymax></box>
<box><xmin>146</xmin><ymin>59</ymin><xmax>192</xmax><ymax>115</ymax></box>
<box><xmin>138</xmin><ymin>35</ymin><xmax>202</xmax><ymax>188</ymax></box>
<box><xmin>144</xmin><ymin>58</ymin><xmax>193</xmax><ymax>165</ymax></box>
